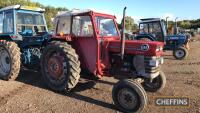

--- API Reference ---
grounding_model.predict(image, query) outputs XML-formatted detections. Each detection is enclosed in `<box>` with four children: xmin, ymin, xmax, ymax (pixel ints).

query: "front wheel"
<box><xmin>143</xmin><ymin>71</ymin><xmax>166</xmax><ymax>92</ymax></box>
<box><xmin>173</xmin><ymin>47</ymin><xmax>188</xmax><ymax>60</ymax></box>
<box><xmin>41</xmin><ymin>41</ymin><xmax>81</xmax><ymax>91</ymax></box>
<box><xmin>0</xmin><ymin>40</ymin><xmax>21</xmax><ymax>80</ymax></box>
<box><xmin>112</xmin><ymin>79</ymin><xmax>147</xmax><ymax>113</ymax></box>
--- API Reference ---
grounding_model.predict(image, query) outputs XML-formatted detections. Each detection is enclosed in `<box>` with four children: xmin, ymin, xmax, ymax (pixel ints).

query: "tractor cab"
<box><xmin>136</xmin><ymin>18</ymin><xmax>190</xmax><ymax>60</ymax></box>
<box><xmin>0</xmin><ymin>5</ymin><xmax>48</xmax><ymax>46</ymax></box>
<box><xmin>53</xmin><ymin>9</ymin><xmax>120</xmax><ymax>40</ymax></box>
<box><xmin>138</xmin><ymin>18</ymin><xmax>166</xmax><ymax>42</ymax></box>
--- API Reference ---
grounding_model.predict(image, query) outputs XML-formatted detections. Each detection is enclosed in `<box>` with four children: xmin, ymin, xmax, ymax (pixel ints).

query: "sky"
<box><xmin>32</xmin><ymin>0</ymin><xmax>200</xmax><ymax>23</ymax></box>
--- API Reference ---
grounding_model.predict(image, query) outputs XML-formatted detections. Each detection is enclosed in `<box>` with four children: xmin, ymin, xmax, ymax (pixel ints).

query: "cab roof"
<box><xmin>140</xmin><ymin>18</ymin><xmax>162</xmax><ymax>23</ymax></box>
<box><xmin>56</xmin><ymin>9</ymin><xmax>116</xmax><ymax>19</ymax></box>
<box><xmin>0</xmin><ymin>5</ymin><xmax>45</xmax><ymax>12</ymax></box>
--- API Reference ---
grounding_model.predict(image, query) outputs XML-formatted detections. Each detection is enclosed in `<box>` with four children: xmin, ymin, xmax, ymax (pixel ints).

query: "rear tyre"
<box><xmin>143</xmin><ymin>71</ymin><xmax>166</xmax><ymax>92</ymax></box>
<box><xmin>0</xmin><ymin>40</ymin><xmax>21</xmax><ymax>80</ymax></box>
<box><xmin>41</xmin><ymin>41</ymin><xmax>81</xmax><ymax>91</ymax></box>
<box><xmin>112</xmin><ymin>79</ymin><xmax>147</xmax><ymax>113</ymax></box>
<box><xmin>173</xmin><ymin>47</ymin><xmax>188</xmax><ymax>60</ymax></box>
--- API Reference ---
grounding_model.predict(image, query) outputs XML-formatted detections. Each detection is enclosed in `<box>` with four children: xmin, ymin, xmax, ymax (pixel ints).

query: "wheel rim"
<box><xmin>0</xmin><ymin>47</ymin><xmax>11</xmax><ymax>76</ymax></box>
<box><xmin>46</xmin><ymin>52</ymin><xmax>67</xmax><ymax>83</ymax></box>
<box><xmin>118</xmin><ymin>88</ymin><xmax>138</xmax><ymax>110</ymax></box>
<box><xmin>175</xmin><ymin>49</ymin><xmax>185</xmax><ymax>58</ymax></box>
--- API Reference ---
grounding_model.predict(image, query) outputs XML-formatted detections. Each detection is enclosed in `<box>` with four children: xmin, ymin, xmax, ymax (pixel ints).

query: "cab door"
<box><xmin>95</xmin><ymin>16</ymin><xmax>120</xmax><ymax>71</ymax></box>
<box><xmin>71</xmin><ymin>15</ymin><xmax>98</xmax><ymax>74</ymax></box>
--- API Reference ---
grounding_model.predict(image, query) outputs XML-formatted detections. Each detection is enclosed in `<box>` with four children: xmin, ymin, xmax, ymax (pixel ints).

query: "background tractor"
<box><xmin>135</xmin><ymin>18</ymin><xmax>190</xmax><ymax>60</ymax></box>
<box><xmin>41</xmin><ymin>8</ymin><xmax>166</xmax><ymax>113</ymax></box>
<box><xmin>0</xmin><ymin>5</ymin><xmax>49</xmax><ymax>80</ymax></box>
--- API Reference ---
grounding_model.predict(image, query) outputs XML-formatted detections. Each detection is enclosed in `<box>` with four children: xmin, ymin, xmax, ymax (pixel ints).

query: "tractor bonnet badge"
<box><xmin>140</xmin><ymin>44</ymin><xmax>149</xmax><ymax>51</ymax></box>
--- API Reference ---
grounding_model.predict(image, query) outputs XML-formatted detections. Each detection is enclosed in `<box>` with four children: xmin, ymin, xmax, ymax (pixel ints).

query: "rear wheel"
<box><xmin>143</xmin><ymin>71</ymin><xmax>166</xmax><ymax>92</ymax></box>
<box><xmin>0</xmin><ymin>40</ymin><xmax>21</xmax><ymax>80</ymax></box>
<box><xmin>112</xmin><ymin>79</ymin><xmax>147</xmax><ymax>113</ymax></box>
<box><xmin>173</xmin><ymin>47</ymin><xmax>188</xmax><ymax>60</ymax></box>
<box><xmin>41</xmin><ymin>41</ymin><xmax>81</xmax><ymax>91</ymax></box>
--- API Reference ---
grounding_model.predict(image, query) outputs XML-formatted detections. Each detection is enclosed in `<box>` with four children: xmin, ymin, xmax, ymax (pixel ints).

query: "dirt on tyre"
<box><xmin>143</xmin><ymin>70</ymin><xmax>166</xmax><ymax>92</ymax></box>
<box><xmin>173</xmin><ymin>47</ymin><xmax>188</xmax><ymax>60</ymax></box>
<box><xmin>41</xmin><ymin>41</ymin><xmax>81</xmax><ymax>91</ymax></box>
<box><xmin>112</xmin><ymin>79</ymin><xmax>147</xmax><ymax>113</ymax></box>
<box><xmin>0</xmin><ymin>40</ymin><xmax>21</xmax><ymax>80</ymax></box>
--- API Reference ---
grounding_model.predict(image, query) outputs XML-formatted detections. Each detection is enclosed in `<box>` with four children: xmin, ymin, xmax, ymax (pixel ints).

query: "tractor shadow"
<box><xmin>16</xmin><ymin>68</ymin><xmax>117</xmax><ymax>111</ymax></box>
<box><xmin>163</xmin><ymin>55</ymin><xmax>177</xmax><ymax>60</ymax></box>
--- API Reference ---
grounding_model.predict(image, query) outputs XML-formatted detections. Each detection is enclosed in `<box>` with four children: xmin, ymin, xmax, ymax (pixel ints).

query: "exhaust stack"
<box><xmin>120</xmin><ymin>7</ymin><xmax>127</xmax><ymax>60</ymax></box>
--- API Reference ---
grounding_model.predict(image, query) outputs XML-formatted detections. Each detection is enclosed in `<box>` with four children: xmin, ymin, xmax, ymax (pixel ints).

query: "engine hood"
<box><xmin>165</xmin><ymin>35</ymin><xmax>187</xmax><ymax>41</ymax></box>
<box><xmin>105</xmin><ymin>39</ymin><xmax>164</xmax><ymax>56</ymax></box>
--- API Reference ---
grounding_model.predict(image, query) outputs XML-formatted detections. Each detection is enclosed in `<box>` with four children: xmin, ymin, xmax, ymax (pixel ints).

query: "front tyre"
<box><xmin>173</xmin><ymin>47</ymin><xmax>188</xmax><ymax>60</ymax></box>
<box><xmin>41</xmin><ymin>41</ymin><xmax>81</xmax><ymax>91</ymax></box>
<box><xmin>0</xmin><ymin>40</ymin><xmax>21</xmax><ymax>80</ymax></box>
<box><xmin>112</xmin><ymin>79</ymin><xmax>147</xmax><ymax>113</ymax></box>
<box><xmin>143</xmin><ymin>71</ymin><xmax>166</xmax><ymax>92</ymax></box>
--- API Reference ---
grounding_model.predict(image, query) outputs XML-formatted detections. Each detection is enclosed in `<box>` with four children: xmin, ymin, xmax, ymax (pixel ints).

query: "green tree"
<box><xmin>179</xmin><ymin>20</ymin><xmax>191</xmax><ymax>29</ymax></box>
<box><xmin>119</xmin><ymin>16</ymin><xmax>138</xmax><ymax>32</ymax></box>
<box><xmin>124</xmin><ymin>16</ymin><xmax>138</xmax><ymax>32</ymax></box>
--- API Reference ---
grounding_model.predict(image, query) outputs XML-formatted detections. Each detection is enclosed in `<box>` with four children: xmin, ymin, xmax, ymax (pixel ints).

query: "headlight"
<box><xmin>149</xmin><ymin>59</ymin><xmax>159</xmax><ymax>67</ymax></box>
<box><xmin>156</xmin><ymin>46</ymin><xmax>163</xmax><ymax>52</ymax></box>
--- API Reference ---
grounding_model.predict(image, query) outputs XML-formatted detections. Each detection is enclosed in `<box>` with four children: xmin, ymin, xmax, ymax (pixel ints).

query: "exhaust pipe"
<box><xmin>120</xmin><ymin>7</ymin><xmax>127</xmax><ymax>60</ymax></box>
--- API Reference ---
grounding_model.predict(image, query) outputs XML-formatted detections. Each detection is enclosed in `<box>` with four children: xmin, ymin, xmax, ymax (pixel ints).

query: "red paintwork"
<box><xmin>107</xmin><ymin>40</ymin><xmax>163</xmax><ymax>56</ymax></box>
<box><xmin>52</xmin><ymin>10</ymin><xmax>164</xmax><ymax>77</ymax></box>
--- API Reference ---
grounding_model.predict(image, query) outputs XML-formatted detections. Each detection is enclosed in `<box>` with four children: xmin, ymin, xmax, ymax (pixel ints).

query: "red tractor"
<box><xmin>41</xmin><ymin>8</ymin><xmax>165</xmax><ymax>113</ymax></box>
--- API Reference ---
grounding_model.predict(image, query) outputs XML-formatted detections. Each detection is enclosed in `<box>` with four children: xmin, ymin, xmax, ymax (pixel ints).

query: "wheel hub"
<box><xmin>47</xmin><ymin>55</ymin><xmax>64</xmax><ymax>79</ymax></box>
<box><xmin>118</xmin><ymin>88</ymin><xmax>137</xmax><ymax>110</ymax></box>
<box><xmin>176</xmin><ymin>50</ymin><xmax>184</xmax><ymax>58</ymax></box>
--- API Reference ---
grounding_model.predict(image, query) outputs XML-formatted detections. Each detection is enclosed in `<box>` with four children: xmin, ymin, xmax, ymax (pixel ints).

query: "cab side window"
<box><xmin>0</xmin><ymin>13</ymin><xmax>3</xmax><ymax>33</ymax></box>
<box><xmin>139</xmin><ymin>24</ymin><xmax>148</xmax><ymax>34</ymax></box>
<box><xmin>72</xmin><ymin>16</ymin><xmax>93</xmax><ymax>37</ymax></box>
<box><xmin>4</xmin><ymin>12</ymin><xmax>14</xmax><ymax>33</ymax></box>
<box><xmin>56</xmin><ymin>16</ymin><xmax>71</xmax><ymax>35</ymax></box>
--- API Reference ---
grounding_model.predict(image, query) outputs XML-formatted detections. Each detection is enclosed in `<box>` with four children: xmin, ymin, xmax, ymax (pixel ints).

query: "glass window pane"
<box><xmin>17</xmin><ymin>13</ymin><xmax>44</xmax><ymax>25</ymax></box>
<box><xmin>4</xmin><ymin>12</ymin><xmax>14</xmax><ymax>33</ymax></box>
<box><xmin>139</xmin><ymin>23</ymin><xmax>148</xmax><ymax>34</ymax></box>
<box><xmin>57</xmin><ymin>17</ymin><xmax>71</xmax><ymax>34</ymax></box>
<box><xmin>0</xmin><ymin>13</ymin><xmax>3</xmax><ymax>33</ymax></box>
<box><xmin>95</xmin><ymin>17</ymin><xmax>118</xmax><ymax>36</ymax></box>
<box><xmin>16</xmin><ymin>12</ymin><xmax>46</xmax><ymax>34</ymax></box>
<box><xmin>72</xmin><ymin>16</ymin><xmax>93</xmax><ymax>37</ymax></box>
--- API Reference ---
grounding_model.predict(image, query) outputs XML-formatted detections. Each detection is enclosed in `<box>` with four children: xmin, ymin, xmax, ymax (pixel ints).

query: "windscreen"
<box><xmin>16</xmin><ymin>12</ymin><xmax>47</xmax><ymax>35</ymax></box>
<box><xmin>140</xmin><ymin>21</ymin><xmax>163</xmax><ymax>41</ymax></box>
<box><xmin>95</xmin><ymin>16</ymin><xmax>118</xmax><ymax>37</ymax></box>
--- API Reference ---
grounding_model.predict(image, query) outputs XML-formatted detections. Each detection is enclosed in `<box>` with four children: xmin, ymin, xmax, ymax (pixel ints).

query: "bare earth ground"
<box><xmin>0</xmin><ymin>36</ymin><xmax>200</xmax><ymax>113</ymax></box>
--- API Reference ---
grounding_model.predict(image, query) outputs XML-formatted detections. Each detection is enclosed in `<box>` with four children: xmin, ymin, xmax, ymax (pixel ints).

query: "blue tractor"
<box><xmin>135</xmin><ymin>18</ymin><xmax>190</xmax><ymax>60</ymax></box>
<box><xmin>0</xmin><ymin>5</ymin><xmax>49</xmax><ymax>80</ymax></box>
